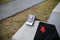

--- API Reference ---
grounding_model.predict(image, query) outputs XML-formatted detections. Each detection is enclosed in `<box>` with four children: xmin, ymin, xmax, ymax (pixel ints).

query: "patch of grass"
<box><xmin>0</xmin><ymin>0</ymin><xmax>12</xmax><ymax>5</ymax></box>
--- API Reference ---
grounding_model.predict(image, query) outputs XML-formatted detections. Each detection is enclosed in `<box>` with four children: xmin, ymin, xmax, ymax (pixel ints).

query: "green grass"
<box><xmin>0</xmin><ymin>0</ymin><xmax>12</xmax><ymax>4</ymax></box>
<box><xmin>0</xmin><ymin>0</ymin><xmax>60</xmax><ymax>40</ymax></box>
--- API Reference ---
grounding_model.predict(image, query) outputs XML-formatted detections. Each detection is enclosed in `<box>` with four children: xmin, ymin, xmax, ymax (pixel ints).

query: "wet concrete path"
<box><xmin>0</xmin><ymin>0</ymin><xmax>44</xmax><ymax>20</ymax></box>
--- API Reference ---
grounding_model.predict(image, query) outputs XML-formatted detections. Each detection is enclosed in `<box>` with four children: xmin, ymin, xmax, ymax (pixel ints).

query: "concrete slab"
<box><xmin>12</xmin><ymin>21</ymin><xmax>40</xmax><ymax>40</ymax></box>
<box><xmin>48</xmin><ymin>2</ymin><xmax>60</xmax><ymax>37</ymax></box>
<box><xmin>0</xmin><ymin>0</ymin><xmax>44</xmax><ymax>20</ymax></box>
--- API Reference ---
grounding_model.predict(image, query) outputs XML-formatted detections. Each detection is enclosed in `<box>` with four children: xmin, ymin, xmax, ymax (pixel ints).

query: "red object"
<box><xmin>40</xmin><ymin>25</ymin><xmax>46</xmax><ymax>33</ymax></box>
